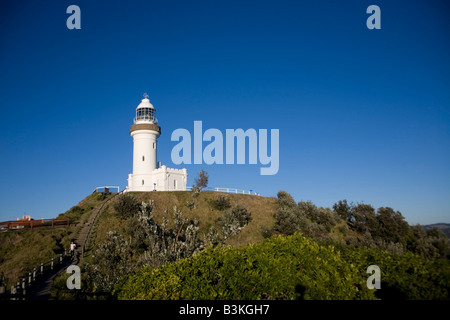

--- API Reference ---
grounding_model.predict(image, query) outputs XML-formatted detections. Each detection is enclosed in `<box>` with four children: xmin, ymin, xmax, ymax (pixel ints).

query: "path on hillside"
<box><xmin>27</xmin><ymin>194</ymin><xmax>117</xmax><ymax>300</ymax></box>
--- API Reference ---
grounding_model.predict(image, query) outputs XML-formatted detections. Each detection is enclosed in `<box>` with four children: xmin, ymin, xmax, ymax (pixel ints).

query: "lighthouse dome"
<box><xmin>135</xmin><ymin>94</ymin><xmax>157</xmax><ymax>124</ymax></box>
<box><xmin>137</xmin><ymin>97</ymin><xmax>155</xmax><ymax>110</ymax></box>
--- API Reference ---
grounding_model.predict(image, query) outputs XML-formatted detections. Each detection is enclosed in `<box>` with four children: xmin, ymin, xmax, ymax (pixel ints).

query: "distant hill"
<box><xmin>423</xmin><ymin>223</ymin><xmax>450</xmax><ymax>238</ymax></box>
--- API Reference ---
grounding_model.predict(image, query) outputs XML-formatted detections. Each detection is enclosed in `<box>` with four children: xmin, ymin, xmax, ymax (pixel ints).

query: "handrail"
<box><xmin>185</xmin><ymin>186</ymin><xmax>260</xmax><ymax>195</ymax></box>
<box><xmin>0</xmin><ymin>193</ymin><xmax>124</xmax><ymax>300</ymax></box>
<box><xmin>81</xmin><ymin>191</ymin><xmax>123</xmax><ymax>258</ymax></box>
<box><xmin>1</xmin><ymin>250</ymin><xmax>70</xmax><ymax>299</ymax></box>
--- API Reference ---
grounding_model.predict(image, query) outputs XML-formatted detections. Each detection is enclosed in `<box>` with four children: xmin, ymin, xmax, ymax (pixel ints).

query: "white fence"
<box><xmin>186</xmin><ymin>186</ymin><xmax>260</xmax><ymax>195</ymax></box>
<box><xmin>116</xmin><ymin>186</ymin><xmax>259</xmax><ymax>195</ymax></box>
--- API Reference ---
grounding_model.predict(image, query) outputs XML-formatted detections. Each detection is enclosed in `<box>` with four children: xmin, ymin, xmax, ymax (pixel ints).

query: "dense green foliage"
<box><xmin>114</xmin><ymin>233</ymin><xmax>450</xmax><ymax>300</ymax></box>
<box><xmin>114</xmin><ymin>234</ymin><xmax>375</xmax><ymax>300</ymax></box>
<box><xmin>47</xmin><ymin>236</ymin><xmax>448</xmax><ymax>301</ymax></box>
<box><xmin>272</xmin><ymin>191</ymin><xmax>449</xmax><ymax>259</ymax></box>
<box><xmin>337</xmin><ymin>245</ymin><xmax>450</xmax><ymax>300</ymax></box>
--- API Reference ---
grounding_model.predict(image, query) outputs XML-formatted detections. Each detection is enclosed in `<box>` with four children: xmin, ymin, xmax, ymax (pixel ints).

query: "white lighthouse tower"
<box><xmin>127</xmin><ymin>94</ymin><xmax>187</xmax><ymax>192</ymax></box>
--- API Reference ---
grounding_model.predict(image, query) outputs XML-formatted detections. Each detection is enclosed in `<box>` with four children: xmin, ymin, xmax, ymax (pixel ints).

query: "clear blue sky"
<box><xmin>1</xmin><ymin>0</ymin><xmax>449</xmax><ymax>225</ymax></box>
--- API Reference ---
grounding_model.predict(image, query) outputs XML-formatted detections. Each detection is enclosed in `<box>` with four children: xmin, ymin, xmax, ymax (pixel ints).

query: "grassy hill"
<box><xmin>0</xmin><ymin>190</ymin><xmax>277</xmax><ymax>290</ymax></box>
<box><xmin>90</xmin><ymin>191</ymin><xmax>278</xmax><ymax>251</ymax></box>
<box><xmin>2</xmin><ymin>189</ymin><xmax>449</xmax><ymax>300</ymax></box>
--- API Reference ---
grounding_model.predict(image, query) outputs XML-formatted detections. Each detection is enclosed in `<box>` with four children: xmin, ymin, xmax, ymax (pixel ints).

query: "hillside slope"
<box><xmin>91</xmin><ymin>191</ymin><xmax>278</xmax><ymax>250</ymax></box>
<box><xmin>0</xmin><ymin>192</ymin><xmax>109</xmax><ymax>289</ymax></box>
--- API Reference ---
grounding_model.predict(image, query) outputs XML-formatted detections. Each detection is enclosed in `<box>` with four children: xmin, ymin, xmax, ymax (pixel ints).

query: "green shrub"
<box><xmin>273</xmin><ymin>191</ymin><xmax>313</xmax><ymax>236</ymax></box>
<box><xmin>185</xmin><ymin>200</ymin><xmax>196</xmax><ymax>210</ymax></box>
<box><xmin>211</xmin><ymin>194</ymin><xmax>231</xmax><ymax>211</ymax></box>
<box><xmin>337</xmin><ymin>245</ymin><xmax>450</xmax><ymax>300</ymax></box>
<box><xmin>114</xmin><ymin>234</ymin><xmax>375</xmax><ymax>300</ymax></box>
<box><xmin>113</xmin><ymin>193</ymin><xmax>140</xmax><ymax>219</ymax></box>
<box><xmin>191</xmin><ymin>186</ymin><xmax>201</xmax><ymax>198</ymax></box>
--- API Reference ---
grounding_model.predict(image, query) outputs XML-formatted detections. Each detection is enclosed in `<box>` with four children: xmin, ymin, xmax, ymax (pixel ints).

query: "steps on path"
<box><xmin>26</xmin><ymin>195</ymin><xmax>116</xmax><ymax>300</ymax></box>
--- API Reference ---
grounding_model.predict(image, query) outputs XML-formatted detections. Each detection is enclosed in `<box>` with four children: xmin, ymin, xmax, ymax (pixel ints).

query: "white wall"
<box><xmin>132</xmin><ymin>130</ymin><xmax>158</xmax><ymax>175</ymax></box>
<box><xmin>128</xmin><ymin>166</ymin><xmax>187</xmax><ymax>191</ymax></box>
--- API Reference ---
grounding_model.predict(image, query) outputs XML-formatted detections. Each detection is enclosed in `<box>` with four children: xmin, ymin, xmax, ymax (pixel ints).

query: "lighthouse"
<box><xmin>127</xmin><ymin>94</ymin><xmax>187</xmax><ymax>192</ymax></box>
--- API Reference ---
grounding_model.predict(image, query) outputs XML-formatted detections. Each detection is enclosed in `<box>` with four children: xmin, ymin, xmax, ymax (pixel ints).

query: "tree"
<box><xmin>333</xmin><ymin>200</ymin><xmax>352</xmax><ymax>221</ymax></box>
<box><xmin>351</xmin><ymin>203</ymin><xmax>378</xmax><ymax>234</ymax></box>
<box><xmin>277</xmin><ymin>190</ymin><xmax>297</xmax><ymax>208</ymax></box>
<box><xmin>406</xmin><ymin>225</ymin><xmax>440</xmax><ymax>260</ymax></box>
<box><xmin>375</xmin><ymin>207</ymin><xmax>410</xmax><ymax>245</ymax></box>
<box><xmin>194</xmin><ymin>170</ymin><xmax>209</xmax><ymax>190</ymax></box>
<box><xmin>272</xmin><ymin>191</ymin><xmax>313</xmax><ymax>237</ymax></box>
<box><xmin>426</xmin><ymin>227</ymin><xmax>450</xmax><ymax>259</ymax></box>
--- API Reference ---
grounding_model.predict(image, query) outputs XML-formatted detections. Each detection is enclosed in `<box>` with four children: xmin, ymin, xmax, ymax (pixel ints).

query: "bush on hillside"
<box><xmin>114</xmin><ymin>233</ymin><xmax>450</xmax><ymax>300</ymax></box>
<box><xmin>219</xmin><ymin>205</ymin><xmax>252</xmax><ymax>239</ymax></box>
<box><xmin>211</xmin><ymin>194</ymin><xmax>232</xmax><ymax>211</ymax></box>
<box><xmin>113</xmin><ymin>234</ymin><xmax>375</xmax><ymax>300</ymax></box>
<box><xmin>113</xmin><ymin>193</ymin><xmax>140</xmax><ymax>219</ymax></box>
<box><xmin>272</xmin><ymin>191</ymin><xmax>313</xmax><ymax>236</ymax></box>
<box><xmin>86</xmin><ymin>230</ymin><xmax>133</xmax><ymax>293</ymax></box>
<box><xmin>337</xmin><ymin>244</ymin><xmax>450</xmax><ymax>300</ymax></box>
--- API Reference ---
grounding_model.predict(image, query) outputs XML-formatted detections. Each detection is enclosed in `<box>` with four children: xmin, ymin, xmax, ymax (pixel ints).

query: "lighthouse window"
<box><xmin>153</xmin><ymin>142</ymin><xmax>155</xmax><ymax>149</ymax></box>
<box><xmin>142</xmin><ymin>179</ymin><xmax>144</xmax><ymax>185</ymax></box>
<box><xmin>136</xmin><ymin>108</ymin><xmax>155</xmax><ymax>121</ymax></box>
<box><xmin>142</xmin><ymin>156</ymin><xmax>145</xmax><ymax>161</ymax></box>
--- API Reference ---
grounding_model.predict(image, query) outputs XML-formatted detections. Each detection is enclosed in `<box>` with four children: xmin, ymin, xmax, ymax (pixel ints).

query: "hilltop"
<box><xmin>90</xmin><ymin>190</ymin><xmax>278</xmax><ymax>250</ymax></box>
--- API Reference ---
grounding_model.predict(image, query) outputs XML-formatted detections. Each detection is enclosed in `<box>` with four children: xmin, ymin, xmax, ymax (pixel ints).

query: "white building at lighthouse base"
<box><xmin>127</xmin><ymin>165</ymin><xmax>187</xmax><ymax>192</ymax></box>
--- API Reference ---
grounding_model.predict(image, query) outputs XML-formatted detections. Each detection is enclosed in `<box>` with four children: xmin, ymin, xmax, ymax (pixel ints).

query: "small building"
<box><xmin>17</xmin><ymin>215</ymin><xmax>32</xmax><ymax>222</ymax></box>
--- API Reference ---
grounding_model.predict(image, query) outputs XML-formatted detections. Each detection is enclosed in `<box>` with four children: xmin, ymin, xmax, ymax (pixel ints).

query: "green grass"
<box><xmin>0</xmin><ymin>228</ymin><xmax>73</xmax><ymax>289</ymax></box>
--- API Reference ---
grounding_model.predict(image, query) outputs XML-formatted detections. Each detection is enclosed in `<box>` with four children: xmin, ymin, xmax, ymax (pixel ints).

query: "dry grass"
<box><xmin>92</xmin><ymin>191</ymin><xmax>278</xmax><ymax>249</ymax></box>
